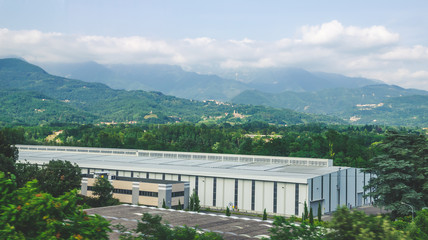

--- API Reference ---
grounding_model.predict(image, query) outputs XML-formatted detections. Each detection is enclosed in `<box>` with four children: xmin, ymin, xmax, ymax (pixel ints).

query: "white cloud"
<box><xmin>380</xmin><ymin>45</ymin><xmax>428</xmax><ymax>60</ymax></box>
<box><xmin>0</xmin><ymin>21</ymin><xmax>427</xmax><ymax>90</ymax></box>
<box><xmin>299</xmin><ymin>20</ymin><xmax>399</xmax><ymax>48</ymax></box>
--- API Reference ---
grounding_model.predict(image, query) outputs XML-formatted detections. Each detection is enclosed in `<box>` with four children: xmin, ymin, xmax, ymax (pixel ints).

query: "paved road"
<box><xmin>86</xmin><ymin>204</ymin><xmax>271</xmax><ymax>240</ymax></box>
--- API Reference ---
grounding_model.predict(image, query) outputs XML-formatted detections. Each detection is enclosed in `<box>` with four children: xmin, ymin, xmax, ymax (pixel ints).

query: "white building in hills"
<box><xmin>17</xmin><ymin>145</ymin><xmax>373</xmax><ymax>216</ymax></box>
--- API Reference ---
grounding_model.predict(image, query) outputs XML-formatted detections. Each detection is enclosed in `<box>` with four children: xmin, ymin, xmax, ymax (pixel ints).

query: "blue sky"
<box><xmin>1</xmin><ymin>0</ymin><xmax>428</xmax><ymax>89</ymax></box>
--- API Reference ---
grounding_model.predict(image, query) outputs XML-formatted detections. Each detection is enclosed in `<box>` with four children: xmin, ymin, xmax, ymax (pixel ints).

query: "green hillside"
<box><xmin>0</xmin><ymin>58</ymin><xmax>344</xmax><ymax>126</ymax></box>
<box><xmin>0</xmin><ymin>90</ymin><xmax>96</xmax><ymax>125</ymax></box>
<box><xmin>232</xmin><ymin>85</ymin><xmax>428</xmax><ymax>126</ymax></box>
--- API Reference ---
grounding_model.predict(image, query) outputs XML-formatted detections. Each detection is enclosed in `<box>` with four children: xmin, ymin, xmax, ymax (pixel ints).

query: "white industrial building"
<box><xmin>17</xmin><ymin>145</ymin><xmax>373</xmax><ymax>216</ymax></box>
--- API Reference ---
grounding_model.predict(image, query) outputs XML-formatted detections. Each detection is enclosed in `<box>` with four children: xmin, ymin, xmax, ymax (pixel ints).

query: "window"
<box><xmin>213</xmin><ymin>177</ymin><xmax>217</xmax><ymax>207</ymax></box>
<box><xmin>172</xmin><ymin>191</ymin><xmax>185</xmax><ymax>197</ymax></box>
<box><xmin>113</xmin><ymin>188</ymin><xmax>132</xmax><ymax>195</ymax></box>
<box><xmin>234</xmin><ymin>179</ymin><xmax>238</xmax><ymax>208</ymax></box>
<box><xmin>251</xmin><ymin>180</ymin><xmax>255</xmax><ymax>211</ymax></box>
<box><xmin>273</xmin><ymin>182</ymin><xmax>277</xmax><ymax>213</ymax></box>
<box><xmin>195</xmin><ymin>176</ymin><xmax>199</xmax><ymax>195</ymax></box>
<box><xmin>295</xmin><ymin>183</ymin><xmax>299</xmax><ymax>216</ymax></box>
<box><xmin>139</xmin><ymin>191</ymin><xmax>158</xmax><ymax>197</ymax></box>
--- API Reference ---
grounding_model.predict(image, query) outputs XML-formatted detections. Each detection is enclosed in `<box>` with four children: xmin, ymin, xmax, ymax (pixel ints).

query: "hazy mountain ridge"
<box><xmin>40</xmin><ymin>62</ymin><xmax>381</xmax><ymax>101</ymax></box>
<box><xmin>0</xmin><ymin>58</ymin><xmax>343</xmax><ymax>125</ymax></box>
<box><xmin>232</xmin><ymin>85</ymin><xmax>428</xmax><ymax>126</ymax></box>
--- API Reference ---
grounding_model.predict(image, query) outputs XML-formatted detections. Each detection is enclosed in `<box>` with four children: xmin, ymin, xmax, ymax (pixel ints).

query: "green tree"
<box><xmin>178</xmin><ymin>199</ymin><xmax>182</xmax><ymax>210</ymax></box>
<box><xmin>407</xmin><ymin>209</ymin><xmax>428</xmax><ymax>240</ymax></box>
<box><xmin>189</xmin><ymin>189</ymin><xmax>200</xmax><ymax>212</ymax></box>
<box><xmin>92</xmin><ymin>176</ymin><xmax>116</xmax><ymax>206</ymax></box>
<box><xmin>364</xmin><ymin>132</ymin><xmax>428</xmax><ymax>218</ymax></box>
<box><xmin>0</xmin><ymin>172</ymin><xmax>111</xmax><ymax>239</ymax></box>
<box><xmin>262</xmin><ymin>208</ymin><xmax>268</xmax><ymax>220</ymax></box>
<box><xmin>162</xmin><ymin>198</ymin><xmax>167</xmax><ymax>208</ymax></box>
<box><xmin>326</xmin><ymin>206</ymin><xmax>406</xmax><ymax>240</ymax></box>
<box><xmin>317</xmin><ymin>202</ymin><xmax>322</xmax><ymax>222</ymax></box>
<box><xmin>267</xmin><ymin>216</ymin><xmax>325</xmax><ymax>240</ymax></box>
<box><xmin>14</xmin><ymin>161</ymin><xmax>40</xmax><ymax>188</ymax></box>
<box><xmin>37</xmin><ymin>159</ymin><xmax>82</xmax><ymax>197</ymax></box>
<box><xmin>0</xmin><ymin>130</ymin><xmax>18</xmax><ymax>177</ymax></box>
<box><xmin>309</xmin><ymin>207</ymin><xmax>314</xmax><ymax>225</ymax></box>
<box><xmin>226</xmin><ymin>207</ymin><xmax>231</xmax><ymax>216</ymax></box>
<box><xmin>303</xmin><ymin>201</ymin><xmax>308</xmax><ymax>221</ymax></box>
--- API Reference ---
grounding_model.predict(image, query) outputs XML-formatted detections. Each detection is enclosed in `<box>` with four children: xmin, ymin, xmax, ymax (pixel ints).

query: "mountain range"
<box><xmin>0</xmin><ymin>58</ymin><xmax>341</xmax><ymax>126</ymax></box>
<box><xmin>39</xmin><ymin>60</ymin><xmax>428</xmax><ymax>127</ymax></box>
<box><xmin>2</xmin><ymin>58</ymin><xmax>427</xmax><ymax>127</ymax></box>
<box><xmin>232</xmin><ymin>85</ymin><xmax>428</xmax><ymax>126</ymax></box>
<box><xmin>40</xmin><ymin>62</ymin><xmax>381</xmax><ymax>101</ymax></box>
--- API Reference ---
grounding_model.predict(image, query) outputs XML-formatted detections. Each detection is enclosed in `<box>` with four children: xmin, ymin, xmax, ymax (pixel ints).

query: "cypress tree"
<box><xmin>318</xmin><ymin>202</ymin><xmax>322</xmax><ymax>221</ymax></box>
<box><xmin>262</xmin><ymin>208</ymin><xmax>267</xmax><ymax>220</ymax></box>
<box><xmin>189</xmin><ymin>194</ymin><xmax>194</xmax><ymax>211</ymax></box>
<box><xmin>303</xmin><ymin>201</ymin><xmax>308</xmax><ymax>221</ymax></box>
<box><xmin>162</xmin><ymin>198</ymin><xmax>166</xmax><ymax>208</ymax></box>
<box><xmin>226</xmin><ymin>207</ymin><xmax>231</xmax><ymax>216</ymax></box>
<box><xmin>309</xmin><ymin>207</ymin><xmax>314</xmax><ymax>225</ymax></box>
<box><xmin>178</xmin><ymin>199</ymin><xmax>182</xmax><ymax>210</ymax></box>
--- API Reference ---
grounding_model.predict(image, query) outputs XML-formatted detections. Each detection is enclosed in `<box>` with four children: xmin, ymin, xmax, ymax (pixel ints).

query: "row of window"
<box><xmin>172</xmin><ymin>191</ymin><xmax>185</xmax><ymax>197</ymax></box>
<box><xmin>139</xmin><ymin>191</ymin><xmax>158</xmax><ymax>197</ymax></box>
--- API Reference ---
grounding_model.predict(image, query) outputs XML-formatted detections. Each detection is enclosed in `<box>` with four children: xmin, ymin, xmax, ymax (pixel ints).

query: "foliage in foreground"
<box><xmin>326</xmin><ymin>207</ymin><xmax>407</xmax><ymax>240</ymax></box>
<box><xmin>0</xmin><ymin>172</ymin><xmax>111</xmax><ymax>239</ymax></box>
<box><xmin>364</xmin><ymin>132</ymin><xmax>427</xmax><ymax>218</ymax></box>
<box><xmin>117</xmin><ymin>212</ymin><xmax>223</xmax><ymax>240</ymax></box>
<box><xmin>267</xmin><ymin>215</ymin><xmax>326</xmax><ymax>240</ymax></box>
<box><xmin>91</xmin><ymin>176</ymin><xmax>119</xmax><ymax>207</ymax></box>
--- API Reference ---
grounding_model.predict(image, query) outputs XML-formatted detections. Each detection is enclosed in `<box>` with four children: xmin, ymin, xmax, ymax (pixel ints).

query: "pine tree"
<box><xmin>303</xmin><ymin>201</ymin><xmax>308</xmax><ymax>221</ymax></box>
<box><xmin>226</xmin><ymin>207</ymin><xmax>231</xmax><ymax>216</ymax></box>
<box><xmin>364</xmin><ymin>132</ymin><xmax>428</xmax><ymax>218</ymax></box>
<box><xmin>162</xmin><ymin>198</ymin><xmax>166</xmax><ymax>208</ymax></box>
<box><xmin>309</xmin><ymin>207</ymin><xmax>314</xmax><ymax>225</ymax></box>
<box><xmin>178</xmin><ymin>199</ymin><xmax>182</xmax><ymax>210</ymax></box>
<box><xmin>263</xmin><ymin>208</ymin><xmax>267</xmax><ymax>220</ymax></box>
<box><xmin>189</xmin><ymin>194</ymin><xmax>194</xmax><ymax>211</ymax></box>
<box><xmin>318</xmin><ymin>202</ymin><xmax>322</xmax><ymax>221</ymax></box>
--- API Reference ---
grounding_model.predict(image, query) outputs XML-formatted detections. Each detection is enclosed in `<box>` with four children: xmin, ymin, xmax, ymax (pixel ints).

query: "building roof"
<box><xmin>17</xmin><ymin>145</ymin><xmax>348</xmax><ymax>184</ymax></box>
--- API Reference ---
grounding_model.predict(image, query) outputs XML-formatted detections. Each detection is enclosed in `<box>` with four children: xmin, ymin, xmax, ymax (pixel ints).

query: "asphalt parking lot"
<box><xmin>86</xmin><ymin>204</ymin><xmax>272</xmax><ymax>240</ymax></box>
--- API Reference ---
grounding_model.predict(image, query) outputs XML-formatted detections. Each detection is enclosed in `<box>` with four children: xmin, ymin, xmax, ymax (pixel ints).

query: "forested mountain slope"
<box><xmin>232</xmin><ymin>85</ymin><xmax>428</xmax><ymax>126</ymax></box>
<box><xmin>0</xmin><ymin>58</ymin><xmax>343</xmax><ymax>126</ymax></box>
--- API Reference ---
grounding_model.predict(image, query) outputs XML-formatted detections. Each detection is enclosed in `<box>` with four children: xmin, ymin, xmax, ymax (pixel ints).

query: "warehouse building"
<box><xmin>17</xmin><ymin>145</ymin><xmax>373</xmax><ymax>216</ymax></box>
<box><xmin>81</xmin><ymin>173</ymin><xmax>189</xmax><ymax>209</ymax></box>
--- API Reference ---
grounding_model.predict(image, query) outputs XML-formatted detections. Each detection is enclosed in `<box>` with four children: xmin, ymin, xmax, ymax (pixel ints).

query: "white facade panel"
<box><xmin>285</xmin><ymin>183</ymin><xmax>296</xmax><ymax>216</ymax></box>
<box><xmin>198</xmin><ymin>176</ymin><xmax>206</xmax><ymax>205</ymax></box>
<box><xmin>223</xmin><ymin>178</ymin><xmax>235</xmax><ymax>208</ymax></box>
<box><xmin>216</xmin><ymin>178</ymin><xmax>225</xmax><ymax>208</ymax></box>
<box><xmin>277</xmin><ymin>182</ymin><xmax>286</xmax><ymax>215</ymax></box>
<box><xmin>330</xmin><ymin>172</ymin><xmax>338</xmax><ymax>212</ymax></box>
<box><xmin>255</xmin><ymin>181</ymin><xmax>264</xmax><ymax>212</ymax></box>
<box><xmin>322</xmin><ymin>175</ymin><xmax>330</xmax><ymax>213</ymax></box>
<box><xmin>241</xmin><ymin>180</ymin><xmax>252</xmax><ymax>211</ymax></box>
<box><xmin>339</xmin><ymin>169</ymin><xmax>347</xmax><ymax>207</ymax></box>
<box><xmin>347</xmin><ymin>169</ymin><xmax>356</xmax><ymax>208</ymax></box>
<box><xmin>298</xmin><ymin>184</ymin><xmax>308</xmax><ymax>216</ymax></box>
<box><xmin>264</xmin><ymin>182</ymin><xmax>274</xmax><ymax>213</ymax></box>
<box><xmin>204</xmin><ymin>177</ymin><xmax>214</xmax><ymax>207</ymax></box>
<box><xmin>313</xmin><ymin>176</ymin><xmax>322</xmax><ymax>201</ymax></box>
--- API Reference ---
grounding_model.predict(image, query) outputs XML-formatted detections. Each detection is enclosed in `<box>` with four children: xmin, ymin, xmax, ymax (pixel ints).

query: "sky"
<box><xmin>1</xmin><ymin>0</ymin><xmax>428</xmax><ymax>90</ymax></box>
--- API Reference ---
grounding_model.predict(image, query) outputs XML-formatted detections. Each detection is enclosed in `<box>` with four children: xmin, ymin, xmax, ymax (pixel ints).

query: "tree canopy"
<box><xmin>364</xmin><ymin>132</ymin><xmax>428</xmax><ymax>218</ymax></box>
<box><xmin>0</xmin><ymin>171</ymin><xmax>111</xmax><ymax>239</ymax></box>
